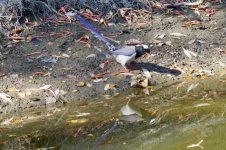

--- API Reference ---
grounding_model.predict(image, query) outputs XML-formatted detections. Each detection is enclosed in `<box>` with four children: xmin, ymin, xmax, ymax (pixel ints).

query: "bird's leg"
<box><xmin>119</xmin><ymin>66</ymin><xmax>130</xmax><ymax>73</ymax></box>
<box><xmin>58</xmin><ymin>7</ymin><xmax>73</xmax><ymax>23</ymax></box>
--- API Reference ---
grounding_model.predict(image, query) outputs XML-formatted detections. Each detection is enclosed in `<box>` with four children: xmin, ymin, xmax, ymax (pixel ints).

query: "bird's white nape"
<box><xmin>141</xmin><ymin>44</ymin><xmax>149</xmax><ymax>49</ymax></box>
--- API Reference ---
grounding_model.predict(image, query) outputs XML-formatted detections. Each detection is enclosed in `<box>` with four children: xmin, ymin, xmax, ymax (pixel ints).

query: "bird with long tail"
<box><xmin>66</xmin><ymin>11</ymin><xmax>150</xmax><ymax>72</ymax></box>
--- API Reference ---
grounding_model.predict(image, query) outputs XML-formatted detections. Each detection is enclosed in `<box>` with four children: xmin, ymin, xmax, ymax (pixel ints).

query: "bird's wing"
<box><xmin>112</xmin><ymin>46</ymin><xmax>136</xmax><ymax>56</ymax></box>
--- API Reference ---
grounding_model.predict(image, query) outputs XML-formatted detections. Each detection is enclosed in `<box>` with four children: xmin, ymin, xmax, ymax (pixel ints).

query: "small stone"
<box><xmin>77</xmin><ymin>82</ymin><xmax>86</xmax><ymax>87</ymax></box>
<box><xmin>18</xmin><ymin>92</ymin><xmax>26</xmax><ymax>98</ymax></box>
<box><xmin>10</xmin><ymin>74</ymin><xmax>19</xmax><ymax>78</ymax></box>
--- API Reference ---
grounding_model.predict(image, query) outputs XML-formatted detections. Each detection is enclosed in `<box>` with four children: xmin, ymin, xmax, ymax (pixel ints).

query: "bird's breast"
<box><xmin>115</xmin><ymin>53</ymin><xmax>136</xmax><ymax>66</ymax></box>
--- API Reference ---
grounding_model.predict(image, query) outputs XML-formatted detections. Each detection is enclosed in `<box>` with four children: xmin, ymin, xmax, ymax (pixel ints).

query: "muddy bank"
<box><xmin>0</xmin><ymin>5</ymin><xmax>226</xmax><ymax>114</ymax></box>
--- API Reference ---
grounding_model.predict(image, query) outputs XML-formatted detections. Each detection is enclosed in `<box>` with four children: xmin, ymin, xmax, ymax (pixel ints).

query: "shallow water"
<box><xmin>1</xmin><ymin>77</ymin><xmax>226</xmax><ymax>150</ymax></box>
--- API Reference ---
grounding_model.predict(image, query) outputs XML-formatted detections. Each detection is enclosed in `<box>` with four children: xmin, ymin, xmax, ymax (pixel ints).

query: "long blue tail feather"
<box><xmin>76</xmin><ymin>15</ymin><xmax>117</xmax><ymax>51</ymax></box>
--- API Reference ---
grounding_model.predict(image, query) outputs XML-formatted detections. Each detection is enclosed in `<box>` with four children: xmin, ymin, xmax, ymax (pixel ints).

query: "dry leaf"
<box><xmin>176</xmin><ymin>81</ymin><xmax>186</xmax><ymax>90</ymax></box>
<box><xmin>0</xmin><ymin>93</ymin><xmax>13</xmax><ymax>104</ymax></box>
<box><xmin>45</xmin><ymin>97</ymin><xmax>57</xmax><ymax>105</ymax></box>
<box><xmin>170</xmin><ymin>32</ymin><xmax>187</xmax><ymax>37</ymax></box>
<box><xmin>6</xmin><ymin>88</ymin><xmax>20</xmax><ymax>93</ymax></box>
<box><xmin>1</xmin><ymin>117</ymin><xmax>14</xmax><ymax>125</ymax></box>
<box><xmin>39</xmin><ymin>85</ymin><xmax>51</xmax><ymax>90</ymax></box>
<box><xmin>62</xmin><ymin>53</ymin><xmax>70</xmax><ymax>58</ymax></box>
<box><xmin>187</xmin><ymin>83</ymin><xmax>199</xmax><ymax>93</ymax></box>
<box><xmin>104</xmin><ymin>84</ymin><xmax>116</xmax><ymax>91</ymax></box>
<box><xmin>165</xmin><ymin>41</ymin><xmax>172</xmax><ymax>46</ymax></box>
<box><xmin>156</xmin><ymin>33</ymin><xmax>165</xmax><ymax>39</ymax></box>
<box><xmin>76</xmin><ymin>113</ymin><xmax>90</xmax><ymax>117</ymax></box>
<box><xmin>187</xmin><ymin>140</ymin><xmax>204</xmax><ymax>149</ymax></box>
<box><xmin>183</xmin><ymin>48</ymin><xmax>192</xmax><ymax>58</ymax></box>
<box><xmin>18</xmin><ymin>92</ymin><xmax>26</xmax><ymax>98</ymax></box>
<box><xmin>67</xmin><ymin>118</ymin><xmax>88</xmax><ymax>124</ymax></box>
<box><xmin>93</xmin><ymin>79</ymin><xmax>103</xmax><ymax>82</ymax></box>
<box><xmin>86</xmin><ymin>54</ymin><xmax>96</xmax><ymax>59</ymax></box>
<box><xmin>60</xmin><ymin>90</ymin><xmax>67</xmax><ymax>95</ymax></box>
<box><xmin>194</xmin><ymin>103</ymin><xmax>210</xmax><ymax>107</ymax></box>
<box><xmin>188</xmin><ymin>39</ymin><xmax>196</xmax><ymax>44</ymax></box>
<box><xmin>77</xmin><ymin>82</ymin><xmax>86</xmax><ymax>87</ymax></box>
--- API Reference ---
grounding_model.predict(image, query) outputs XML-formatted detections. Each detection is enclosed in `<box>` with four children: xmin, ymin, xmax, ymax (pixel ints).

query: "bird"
<box><xmin>112</xmin><ymin>44</ymin><xmax>150</xmax><ymax>72</ymax></box>
<box><xmin>65</xmin><ymin>12</ymin><xmax>150</xmax><ymax>71</ymax></box>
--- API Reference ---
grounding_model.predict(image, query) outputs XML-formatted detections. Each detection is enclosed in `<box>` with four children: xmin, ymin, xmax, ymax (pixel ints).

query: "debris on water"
<box><xmin>76</xmin><ymin>112</ymin><xmax>90</xmax><ymax>117</ymax></box>
<box><xmin>0</xmin><ymin>117</ymin><xmax>14</xmax><ymax>125</ymax></box>
<box><xmin>67</xmin><ymin>118</ymin><xmax>89</xmax><ymax>124</ymax></box>
<box><xmin>194</xmin><ymin>103</ymin><xmax>211</xmax><ymax>107</ymax></box>
<box><xmin>187</xmin><ymin>139</ymin><xmax>204</xmax><ymax>149</ymax></box>
<box><xmin>187</xmin><ymin>83</ymin><xmax>199</xmax><ymax>93</ymax></box>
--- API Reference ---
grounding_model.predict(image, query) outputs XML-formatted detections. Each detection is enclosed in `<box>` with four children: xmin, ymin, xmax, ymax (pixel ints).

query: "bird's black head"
<box><xmin>135</xmin><ymin>44</ymin><xmax>150</xmax><ymax>58</ymax></box>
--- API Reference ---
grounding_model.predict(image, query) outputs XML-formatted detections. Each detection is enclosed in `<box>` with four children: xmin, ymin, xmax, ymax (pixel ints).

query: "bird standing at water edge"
<box><xmin>112</xmin><ymin>44</ymin><xmax>150</xmax><ymax>72</ymax></box>
<box><xmin>65</xmin><ymin>11</ymin><xmax>150</xmax><ymax>72</ymax></box>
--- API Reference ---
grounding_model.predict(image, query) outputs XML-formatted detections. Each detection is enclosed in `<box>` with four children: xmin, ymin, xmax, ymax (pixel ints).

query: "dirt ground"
<box><xmin>0</xmin><ymin>3</ymin><xmax>225</xmax><ymax>114</ymax></box>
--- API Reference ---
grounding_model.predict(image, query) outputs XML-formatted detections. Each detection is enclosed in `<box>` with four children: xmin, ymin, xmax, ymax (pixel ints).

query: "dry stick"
<box><xmin>91</xmin><ymin>121</ymin><xmax>118</xmax><ymax>150</ymax></box>
<box><xmin>80</xmin><ymin>26</ymin><xmax>120</xmax><ymax>44</ymax></box>
<box><xmin>33</xmin><ymin>1</ymin><xmax>65</xmax><ymax>17</ymax></box>
<box><xmin>80</xmin><ymin>3</ymin><xmax>100</xmax><ymax>14</ymax></box>
<box><xmin>163</xmin><ymin>0</ymin><xmax>204</xmax><ymax>7</ymax></box>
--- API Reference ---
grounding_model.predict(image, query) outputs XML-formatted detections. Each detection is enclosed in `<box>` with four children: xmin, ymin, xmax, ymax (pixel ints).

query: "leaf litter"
<box><xmin>183</xmin><ymin>48</ymin><xmax>197</xmax><ymax>58</ymax></box>
<box><xmin>0</xmin><ymin>93</ymin><xmax>13</xmax><ymax>104</ymax></box>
